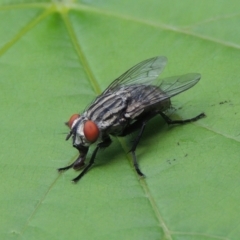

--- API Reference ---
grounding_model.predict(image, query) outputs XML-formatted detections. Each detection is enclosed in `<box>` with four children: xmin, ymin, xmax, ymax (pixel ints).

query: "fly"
<box><xmin>58</xmin><ymin>56</ymin><xmax>205</xmax><ymax>183</ymax></box>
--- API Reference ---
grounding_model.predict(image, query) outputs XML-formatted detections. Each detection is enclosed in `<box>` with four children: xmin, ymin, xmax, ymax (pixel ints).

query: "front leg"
<box><xmin>72</xmin><ymin>136</ymin><xmax>112</xmax><ymax>183</ymax></box>
<box><xmin>58</xmin><ymin>145</ymin><xmax>89</xmax><ymax>172</ymax></box>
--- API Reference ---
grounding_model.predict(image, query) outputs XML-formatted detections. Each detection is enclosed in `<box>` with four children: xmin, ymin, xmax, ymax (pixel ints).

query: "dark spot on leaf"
<box><xmin>219</xmin><ymin>100</ymin><xmax>228</xmax><ymax>105</ymax></box>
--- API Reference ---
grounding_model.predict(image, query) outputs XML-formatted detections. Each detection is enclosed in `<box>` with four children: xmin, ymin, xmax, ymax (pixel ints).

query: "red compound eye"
<box><xmin>83</xmin><ymin>120</ymin><xmax>99</xmax><ymax>143</ymax></box>
<box><xmin>66</xmin><ymin>114</ymin><xmax>80</xmax><ymax>128</ymax></box>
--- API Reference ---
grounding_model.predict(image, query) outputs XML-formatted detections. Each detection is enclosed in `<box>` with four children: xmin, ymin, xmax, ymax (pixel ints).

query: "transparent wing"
<box><xmin>139</xmin><ymin>73</ymin><xmax>201</xmax><ymax>106</ymax></box>
<box><xmin>159</xmin><ymin>73</ymin><xmax>201</xmax><ymax>98</ymax></box>
<box><xmin>103</xmin><ymin>56</ymin><xmax>167</xmax><ymax>94</ymax></box>
<box><xmin>124</xmin><ymin>73</ymin><xmax>201</xmax><ymax>119</ymax></box>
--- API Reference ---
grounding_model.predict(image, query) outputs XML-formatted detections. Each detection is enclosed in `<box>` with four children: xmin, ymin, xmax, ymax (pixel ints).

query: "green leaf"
<box><xmin>1</xmin><ymin>1</ymin><xmax>239</xmax><ymax>239</ymax></box>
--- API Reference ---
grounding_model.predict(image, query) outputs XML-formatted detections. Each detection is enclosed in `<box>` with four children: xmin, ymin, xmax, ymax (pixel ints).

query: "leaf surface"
<box><xmin>0</xmin><ymin>1</ymin><xmax>239</xmax><ymax>240</ymax></box>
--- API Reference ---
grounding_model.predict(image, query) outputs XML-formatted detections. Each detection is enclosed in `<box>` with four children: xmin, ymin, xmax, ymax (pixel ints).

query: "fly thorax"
<box><xmin>86</xmin><ymin>92</ymin><xmax>128</xmax><ymax>131</ymax></box>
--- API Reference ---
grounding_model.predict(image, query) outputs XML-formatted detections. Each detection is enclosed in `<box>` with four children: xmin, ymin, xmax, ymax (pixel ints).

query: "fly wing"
<box><xmin>124</xmin><ymin>73</ymin><xmax>201</xmax><ymax>119</ymax></box>
<box><xmin>102</xmin><ymin>56</ymin><xmax>167</xmax><ymax>94</ymax></box>
<box><xmin>159</xmin><ymin>73</ymin><xmax>201</xmax><ymax>98</ymax></box>
<box><xmin>141</xmin><ymin>73</ymin><xmax>201</xmax><ymax>106</ymax></box>
<box><xmin>94</xmin><ymin>55</ymin><xmax>200</xmax><ymax>120</ymax></box>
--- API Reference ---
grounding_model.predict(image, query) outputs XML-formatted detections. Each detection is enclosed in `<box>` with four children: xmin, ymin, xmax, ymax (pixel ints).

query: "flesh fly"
<box><xmin>58</xmin><ymin>56</ymin><xmax>205</xmax><ymax>183</ymax></box>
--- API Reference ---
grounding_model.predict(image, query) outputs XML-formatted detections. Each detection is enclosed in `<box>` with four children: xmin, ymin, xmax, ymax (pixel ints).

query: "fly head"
<box><xmin>65</xmin><ymin>113</ymin><xmax>100</xmax><ymax>149</ymax></box>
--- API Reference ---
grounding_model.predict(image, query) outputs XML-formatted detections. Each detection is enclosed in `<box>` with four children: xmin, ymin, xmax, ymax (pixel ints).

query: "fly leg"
<box><xmin>58</xmin><ymin>146</ymin><xmax>88</xmax><ymax>172</ymax></box>
<box><xmin>72</xmin><ymin>137</ymin><xmax>112</xmax><ymax>183</ymax></box>
<box><xmin>71</xmin><ymin>146</ymin><xmax>99</xmax><ymax>183</ymax></box>
<box><xmin>129</xmin><ymin>121</ymin><xmax>147</xmax><ymax>177</ymax></box>
<box><xmin>120</xmin><ymin>114</ymin><xmax>157</xmax><ymax>177</ymax></box>
<box><xmin>159</xmin><ymin>112</ymin><xmax>205</xmax><ymax>125</ymax></box>
<box><xmin>58</xmin><ymin>163</ymin><xmax>74</xmax><ymax>172</ymax></box>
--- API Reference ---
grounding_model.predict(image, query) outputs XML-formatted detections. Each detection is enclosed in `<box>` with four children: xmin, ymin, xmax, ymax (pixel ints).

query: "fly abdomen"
<box><xmin>122</xmin><ymin>84</ymin><xmax>171</xmax><ymax>119</ymax></box>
